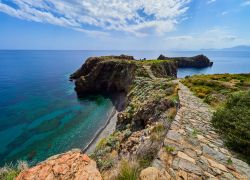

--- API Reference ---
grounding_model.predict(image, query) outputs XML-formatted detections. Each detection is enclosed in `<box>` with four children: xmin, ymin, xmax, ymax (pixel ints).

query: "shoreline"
<box><xmin>82</xmin><ymin>107</ymin><xmax>118</xmax><ymax>154</ymax></box>
<box><xmin>82</xmin><ymin>93</ymin><xmax>125</xmax><ymax>154</ymax></box>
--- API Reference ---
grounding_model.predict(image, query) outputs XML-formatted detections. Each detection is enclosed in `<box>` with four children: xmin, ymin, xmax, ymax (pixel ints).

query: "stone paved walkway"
<box><xmin>157</xmin><ymin>81</ymin><xmax>250</xmax><ymax>179</ymax></box>
<box><xmin>143</xmin><ymin>65</ymin><xmax>156</xmax><ymax>79</ymax></box>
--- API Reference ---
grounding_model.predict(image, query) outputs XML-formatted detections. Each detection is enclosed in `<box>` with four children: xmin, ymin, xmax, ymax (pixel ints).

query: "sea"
<box><xmin>0</xmin><ymin>50</ymin><xmax>249</xmax><ymax>166</ymax></box>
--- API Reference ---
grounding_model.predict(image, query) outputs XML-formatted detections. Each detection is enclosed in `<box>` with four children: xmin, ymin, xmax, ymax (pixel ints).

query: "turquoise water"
<box><xmin>0</xmin><ymin>50</ymin><xmax>249</xmax><ymax>166</ymax></box>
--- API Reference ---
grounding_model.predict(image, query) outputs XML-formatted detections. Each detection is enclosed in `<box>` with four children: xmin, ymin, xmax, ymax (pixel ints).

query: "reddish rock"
<box><xmin>16</xmin><ymin>150</ymin><xmax>102</xmax><ymax>180</ymax></box>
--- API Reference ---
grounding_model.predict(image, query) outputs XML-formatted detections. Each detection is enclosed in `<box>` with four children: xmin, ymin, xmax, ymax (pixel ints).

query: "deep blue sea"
<box><xmin>0</xmin><ymin>50</ymin><xmax>249</xmax><ymax>166</ymax></box>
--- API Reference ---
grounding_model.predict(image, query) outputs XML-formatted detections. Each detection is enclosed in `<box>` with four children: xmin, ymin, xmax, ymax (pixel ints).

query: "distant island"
<box><xmin>201</xmin><ymin>45</ymin><xmax>250</xmax><ymax>51</ymax></box>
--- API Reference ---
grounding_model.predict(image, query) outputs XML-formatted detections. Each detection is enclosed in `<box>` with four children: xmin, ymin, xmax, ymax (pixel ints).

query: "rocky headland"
<box><xmin>11</xmin><ymin>55</ymin><xmax>250</xmax><ymax>180</ymax></box>
<box><xmin>158</xmin><ymin>54</ymin><xmax>213</xmax><ymax>68</ymax></box>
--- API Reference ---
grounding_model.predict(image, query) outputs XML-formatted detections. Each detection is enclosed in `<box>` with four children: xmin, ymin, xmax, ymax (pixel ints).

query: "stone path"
<box><xmin>143</xmin><ymin>65</ymin><xmax>156</xmax><ymax>79</ymax></box>
<box><xmin>156</xmin><ymin>81</ymin><xmax>250</xmax><ymax>179</ymax></box>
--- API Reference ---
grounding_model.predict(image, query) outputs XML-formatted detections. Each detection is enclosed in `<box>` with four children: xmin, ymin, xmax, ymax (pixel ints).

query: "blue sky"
<box><xmin>0</xmin><ymin>0</ymin><xmax>250</xmax><ymax>50</ymax></box>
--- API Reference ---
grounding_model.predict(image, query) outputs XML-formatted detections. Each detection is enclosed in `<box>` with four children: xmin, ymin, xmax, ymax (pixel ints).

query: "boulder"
<box><xmin>16</xmin><ymin>150</ymin><xmax>102</xmax><ymax>180</ymax></box>
<box><xmin>139</xmin><ymin>167</ymin><xmax>171</xmax><ymax>180</ymax></box>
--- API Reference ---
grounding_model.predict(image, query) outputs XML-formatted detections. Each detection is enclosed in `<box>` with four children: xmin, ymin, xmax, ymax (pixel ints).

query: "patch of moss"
<box><xmin>164</xmin><ymin>145</ymin><xmax>176</xmax><ymax>153</ymax></box>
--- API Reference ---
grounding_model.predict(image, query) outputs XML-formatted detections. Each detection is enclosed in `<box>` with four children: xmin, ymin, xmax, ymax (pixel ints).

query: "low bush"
<box><xmin>150</xmin><ymin>123</ymin><xmax>166</xmax><ymax>142</ymax></box>
<box><xmin>0</xmin><ymin>161</ymin><xmax>28</xmax><ymax>180</ymax></box>
<box><xmin>212</xmin><ymin>91</ymin><xmax>250</xmax><ymax>162</ymax></box>
<box><xmin>117</xmin><ymin>160</ymin><xmax>140</xmax><ymax>180</ymax></box>
<box><xmin>91</xmin><ymin>132</ymin><xmax>121</xmax><ymax>171</ymax></box>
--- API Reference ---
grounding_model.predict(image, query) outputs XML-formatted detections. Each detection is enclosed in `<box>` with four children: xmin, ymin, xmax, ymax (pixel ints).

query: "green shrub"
<box><xmin>117</xmin><ymin>160</ymin><xmax>139</xmax><ymax>180</ymax></box>
<box><xmin>164</xmin><ymin>145</ymin><xmax>175</xmax><ymax>153</ymax></box>
<box><xmin>150</xmin><ymin>123</ymin><xmax>166</xmax><ymax>141</ymax></box>
<box><xmin>96</xmin><ymin>158</ymin><xmax>114</xmax><ymax>171</ymax></box>
<box><xmin>0</xmin><ymin>161</ymin><xmax>28</xmax><ymax>180</ymax></box>
<box><xmin>212</xmin><ymin>91</ymin><xmax>250</xmax><ymax>162</ymax></box>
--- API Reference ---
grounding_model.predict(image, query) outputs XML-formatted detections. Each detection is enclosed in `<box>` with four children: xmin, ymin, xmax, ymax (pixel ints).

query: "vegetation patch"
<box><xmin>117</xmin><ymin>160</ymin><xmax>140</xmax><ymax>180</ymax></box>
<box><xmin>136</xmin><ymin>59</ymin><xmax>173</xmax><ymax>65</ymax></box>
<box><xmin>164</xmin><ymin>145</ymin><xmax>175</xmax><ymax>153</ymax></box>
<box><xmin>181</xmin><ymin>74</ymin><xmax>250</xmax><ymax>108</ymax></box>
<box><xmin>90</xmin><ymin>132</ymin><xmax>121</xmax><ymax>171</ymax></box>
<box><xmin>212</xmin><ymin>91</ymin><xmax>250</xmax><ymax>163</ymax></box>
<box><xmin>150</xmin><ymin>123</ymin><xmax>166</xmax><ymax>142</ymax></box>
<box><xmin>0</xmin><ymin>161</ymin><xmax>28</xmax><ymax>180</ymax></box>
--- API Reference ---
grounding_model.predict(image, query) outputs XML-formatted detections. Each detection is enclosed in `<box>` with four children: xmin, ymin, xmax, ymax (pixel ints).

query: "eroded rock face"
<box><xmin>117</xmin><ymin>98</ymin><xmax>175</xmax><ymax>131</ymax></box>
<box><xmin>158</xmin><ymin>54</ymin><xmax>213</xmax><ymax>68</ymax></box>
<box><xmin>150</xmin><ymin>61</ymin><xmax>178</xmax><ymax>78</ymax></box>
<box><xmin>16</xmin><ymin>150</ymin><xmax>102</xmax><ymax>180</ymax></box>
<box><xmin>70</xmin><ymin>55</ymin><xmax>137</xmax><ymax>96</ymax></box>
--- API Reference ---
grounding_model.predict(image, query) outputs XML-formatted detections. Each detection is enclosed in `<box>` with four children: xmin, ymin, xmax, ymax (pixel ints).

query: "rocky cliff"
<box><xmin>70</xmin><ymin>55</ymin><xmax>178</xmax><ymax>97</ymax></box>
<box><xmin>70</xmin><ymin>55</ymin><xmax>137</xmax><ymax>96</ymax></box>
<box><xmin>70</xmin><ymin>54</ymin><xmax>212</xmax><ymax>98</ymax></box>
<box><xmin>158</xmin><ymin>54</ymin><xmax>213</xmax><ymax>68</ymax></box>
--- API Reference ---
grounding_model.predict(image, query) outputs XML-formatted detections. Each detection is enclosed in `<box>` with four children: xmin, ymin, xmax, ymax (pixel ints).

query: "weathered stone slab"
<box><xmin>166</xmin><ymin>130</ymin><xmax>182</xmax><ymax>142</ymax></box>
<box><xmin>202</xmin><ymin>145</ymin><xmax>227</xmax><ymax>163</ymax></box>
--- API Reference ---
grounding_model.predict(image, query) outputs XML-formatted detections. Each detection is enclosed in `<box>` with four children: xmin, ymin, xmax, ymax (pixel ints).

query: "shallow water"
<box><xmin>0</xmin><ymin>50</ymin><xmax>249</xmax><ymax>165</ymax></box>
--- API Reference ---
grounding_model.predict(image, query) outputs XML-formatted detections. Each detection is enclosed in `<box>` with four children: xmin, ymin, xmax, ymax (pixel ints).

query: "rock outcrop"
<box><xmin>70</xmin><ymin>55</ymin><xmax>137</xmax><ymax>96</ymax></box>
<box><xmin>158</xmin><ymin>54</ymin><xmax>213</xmax><ymax>68</ymax></box>
<box><xmin>70</xmin><ymin>55</ymin><xmax>178</xmax><ymax>97</ymax></box>
<box><xmin>16</xmin><ymin>150</ymin><xmax>102</xmax><ymax>180</ymax></box>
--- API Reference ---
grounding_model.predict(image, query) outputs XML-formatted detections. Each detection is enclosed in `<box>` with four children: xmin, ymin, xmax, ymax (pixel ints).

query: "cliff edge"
<box><xmin>70</xmin><ymin>55</ymin><xmax>178</xmax><ymax>96</ymax></box>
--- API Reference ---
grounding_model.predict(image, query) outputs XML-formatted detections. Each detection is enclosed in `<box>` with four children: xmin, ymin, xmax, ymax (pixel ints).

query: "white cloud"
<box><xmin>0</xmin><ymin>0</ymin><xmax>191</xmax><ymax>36</ymax></box>
<box><xmin>221</xmin><ymin>11</ymin><xmax>228</xmax><ymax>16</ymax></box>
<box><xmin>165</xmin><ymin>28</ymin><xmax>243</xmax><ymax>49</ymax></box>
<box><xmin>241</xmin><ymin>0</ymin><xmax>250</xmax><ymax>6</ymax></box>
<box><xmin>207</xmin><ymin>0</ymin><xmax>216</xmax><ymax>4</ymax></box>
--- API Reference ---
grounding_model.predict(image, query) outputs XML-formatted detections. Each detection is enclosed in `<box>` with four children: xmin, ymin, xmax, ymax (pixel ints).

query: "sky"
<box><xmin>0</xmin><ymin>0</ymin><xmax>250</xmax><ymax>50</ymax></box>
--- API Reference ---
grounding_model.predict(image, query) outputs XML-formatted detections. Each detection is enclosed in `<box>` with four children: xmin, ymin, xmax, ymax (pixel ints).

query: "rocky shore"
<box><xmin>15</xmin><ymin>55</ymin><xmax>250</xmax><ymax>179</ymax></box>
<box><xmin>84</xmin><ymin>93</ymin><xmax>126</xmax><ymax>154</ymax></box>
